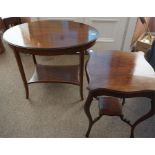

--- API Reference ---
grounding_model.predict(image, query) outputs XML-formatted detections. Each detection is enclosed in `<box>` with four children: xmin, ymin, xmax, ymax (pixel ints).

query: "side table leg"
<box><xmin>84</xmin><ymin>92</ymin><xmax>93</xmax><ymax>137</ymax></box>
<box><xmin>122</xmin><ymin>98</ymin><xmax>125</xmax><ymax>106</ymax></box>
<box><xmin>13</xmin><ymin>49</ymin><xmax>29</xmax><ymax>99</ymax></box>
<box><xmin>85</xmin><ymin>58</ymin><xmax>89</xmax><ymax>84</ymax></box>
<box><xmin>120</xmin><ymin>115</ymin><xmax>132</xmax><ymax>127</ymax></box>
<box><xmin>130</xmin><ymin>94</ymin><xmax>155</xmax><ymax>138</ymax></box>
<box><xmin>79</xmin><ymin>51</ymin><xmax>84</xmax><ymax>100</ymax></box>
<box><xmin>32</xmin><ymin>54</ymin><xmax>37</xmax><ymax>64</ymax></box>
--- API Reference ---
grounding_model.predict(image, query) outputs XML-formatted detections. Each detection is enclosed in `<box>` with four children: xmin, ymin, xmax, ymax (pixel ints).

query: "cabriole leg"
<box><xmin>84</xmin><ymin>92</ymin><xmax>93</xmax><ymax>137</ymax></box>
<box><xmin>130</xmin><ymin>94</ymin><xmax>155</xmax><ymax>138</ymax></box>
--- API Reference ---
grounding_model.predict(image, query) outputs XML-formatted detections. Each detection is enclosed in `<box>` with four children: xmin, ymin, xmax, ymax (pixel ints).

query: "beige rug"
<box><xmin>0</xmin><ymin>43</ymin><xmax>155</xmax><ymax>137</ymax></box>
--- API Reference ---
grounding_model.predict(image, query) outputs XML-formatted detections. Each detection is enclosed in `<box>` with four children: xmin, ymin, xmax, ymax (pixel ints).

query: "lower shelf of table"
<box><xmin>98</xmin><ymin>97</ymin><xmax>123</xmax><ymax>116</ymax></box>
<box><xmin>28</xmin><ymin>64</ymin><xmax>80</xmax><ymax>85</ymax></box>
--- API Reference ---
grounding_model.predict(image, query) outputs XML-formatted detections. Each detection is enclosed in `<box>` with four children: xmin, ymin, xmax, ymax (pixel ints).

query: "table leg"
<box><xmin>79</xmin><ymin>51</ymin><xmax>84</xmax><ymax>100</ymax></box>
<box><xmin>130</xmin><ymin>94</ymin><xmax>155</xmax><ymax>138</ymax></box>
<box><xmin>85</xmin><ymin>58</ymin><xmax>89</xmax><ymax>84</ymax></box>
<box><xmin>32</xmin><ymin>54</ymin><xmax>37</xmax><ymax>64</ymax></box>
<box><xmin>13</xmin><ymin>50</ymin><xmax>29</xmax><ymax>99</ymax></box>
<box><xmin>120</xmin><ymin>115</ymin><xmax>132</xmax><ymax>127</ymax></box>
<box><xmin>84</xmin><ymin>92</ymin><xmax>94</xmax><ymax>137</ymax></box>
<box><xmin>122</xmin><ymin>98</ymin><xmax>125</xmax><ymax>106</ymax></box>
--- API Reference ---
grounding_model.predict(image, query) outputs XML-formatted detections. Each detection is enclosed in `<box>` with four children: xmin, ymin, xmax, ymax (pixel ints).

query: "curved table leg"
<box><xmin>13</xmin><ymin>49</ymin><xmax>29</xmax><ymax>99</ymax></box>
<box><xmin>130</xmin><ymin>96</ymin><xmax>155</xmax><ymax>138</ymax></box>
<box><xmin>84</xmin><ymin>92</ymin><xmax>94</xmax><ymax>137</ymax></box>
<box><xmin>120</xmin><ymin>115</ymin><xmax>132</xmax><ymax>127</ymax></box>
<box><xmin>85</xmin><ymin>58</ymin><xmax>89</xmax><ymax>84</ymax></box>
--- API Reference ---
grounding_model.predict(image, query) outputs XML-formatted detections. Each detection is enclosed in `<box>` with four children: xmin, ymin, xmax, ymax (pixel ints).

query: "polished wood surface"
<box><xmin>98</xmin><ymin>97</ymin><xmax>122</xmax><ymax>116</ymax></box>
<box><xmin>3</xmin><ymin>20</ymin><xmax>98</xmax><ymax>50</ymax></box>
<box><xmin>28</xmin><ymin>64</ymin><xmax>79</xmax><ymax>85</ymax></box>
<box><xmin>84</xmin><ymin>50</ymin><xmax>155</xmax><ymax>138</ymax></box>
<box><xmin>3</xmin><ymin>20</ymin><xmax>98</xmax><ymax>100</ymax></box>
<box><xmin>87</xmin><ymin>50</ymin><xmax>155</xmax><ymax>92</ymax></box>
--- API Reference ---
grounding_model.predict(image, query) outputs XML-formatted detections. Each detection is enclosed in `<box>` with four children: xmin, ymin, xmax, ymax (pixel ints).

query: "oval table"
<box><xmin>3</xmin><ymin>20</ymin><xmax>99</xmax><ymax>100</ymax></box>
<box><xmin>85</xmin><ymin>50</ymin><xmax>155</xmax><ymax>137</ymax></box>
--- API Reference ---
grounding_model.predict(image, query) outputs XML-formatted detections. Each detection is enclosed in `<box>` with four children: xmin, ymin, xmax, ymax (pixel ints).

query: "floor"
<box><xmin>0</xmin><ymin>43</ymin><xmax>155</xmax><ymax>138</ymax></box>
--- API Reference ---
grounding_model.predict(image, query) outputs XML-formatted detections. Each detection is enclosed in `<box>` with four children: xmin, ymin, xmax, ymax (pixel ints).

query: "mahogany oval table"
<box><xmin>85</xmin><ymin>50</ymin><xmax>155</xmax><ymax>137</ymax></box>
<box><xmin>3</xmin><ymin>20</ymin><xmax>99</xmax><ymax>100</ymax></box>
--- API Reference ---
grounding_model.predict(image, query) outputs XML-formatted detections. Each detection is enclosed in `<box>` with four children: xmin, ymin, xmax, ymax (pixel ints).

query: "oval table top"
<box><xmin>3</xmin><ymin>20</ymin><xmax>99</xmax><ymax>51</ymax></box>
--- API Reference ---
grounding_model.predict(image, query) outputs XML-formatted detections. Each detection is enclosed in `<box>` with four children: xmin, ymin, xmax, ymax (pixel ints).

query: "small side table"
<box><xmin>3</xmin><ymin>20</ymin><xmax>98</xmax><ymax>99</ymax></box>
<box><xmin>84</xmin><ymin>50</ymin><xmax>155</xmax><ymax>137</ymax></box>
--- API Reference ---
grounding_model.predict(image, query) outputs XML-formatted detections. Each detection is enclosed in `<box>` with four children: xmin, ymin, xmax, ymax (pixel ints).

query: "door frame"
<box><xmin>122</xmin><ymin>17</ymin><xmax>137</xmax><ymax>51</ymax></box>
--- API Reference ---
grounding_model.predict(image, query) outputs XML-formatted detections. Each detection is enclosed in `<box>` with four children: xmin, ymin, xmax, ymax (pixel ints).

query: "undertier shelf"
<box><xmin>28</xmin><ymin>64</ymin><xmax>80</xmax><ymax>85</ymax></box>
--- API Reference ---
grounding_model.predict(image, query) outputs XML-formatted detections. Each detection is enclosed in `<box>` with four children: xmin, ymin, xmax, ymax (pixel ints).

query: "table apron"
<box><xmin>10</xmin><ymin>41</ymin><xmax>96</xmax><ymax>56</ymax></box>
<box><xmin>89</xmin><ymin>89</ymin><xmax>155</xmax><ymax>99</ymax></box>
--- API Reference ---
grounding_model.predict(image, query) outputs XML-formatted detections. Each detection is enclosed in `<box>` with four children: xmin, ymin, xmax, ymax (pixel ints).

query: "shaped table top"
<box><xmin>87</xmin><ymin>50</ymin><xmax>155</xmax><ymax>93</ymax></box>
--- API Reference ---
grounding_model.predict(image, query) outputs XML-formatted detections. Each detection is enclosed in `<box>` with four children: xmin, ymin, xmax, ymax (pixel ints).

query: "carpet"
<box><xmin>0</xmin><ymin>43</ymin><xmax>155</xmax><ymax>137</ymax></box>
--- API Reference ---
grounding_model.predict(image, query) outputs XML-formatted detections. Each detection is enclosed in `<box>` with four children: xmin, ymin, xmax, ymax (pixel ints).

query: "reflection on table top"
<box><xmin>3</xmin><ymin>20</ymin><xmax>99</xmax><ymax>49</ymax></box>
<box><xmin>87</xmin><ymin>50</ymin><xmax>155</xmax><ymax>92</ymax></box>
